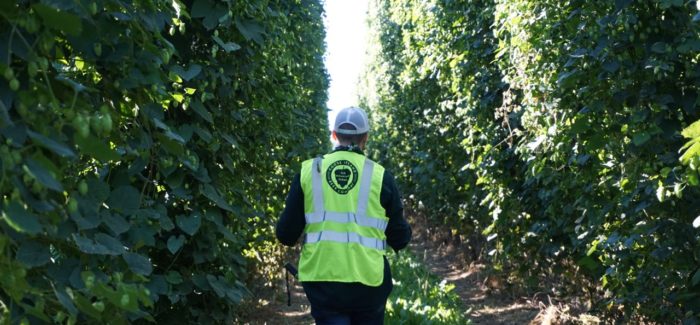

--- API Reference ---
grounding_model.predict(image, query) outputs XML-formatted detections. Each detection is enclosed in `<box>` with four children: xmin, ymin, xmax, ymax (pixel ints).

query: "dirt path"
<box><xmin>239</xmin><ymin>270</ymin><xmax>314</xmax><ymax>325</ymax></box>
<box><xmin>406</xmin><ymin>207</ymin><xmax>600</xmax><ymax>325</ymax></box>
<box><xmin>408</xmin><ymin>220</ymin><xmax>540</xmax><ymax>324</ymax></box>
<box><xmin>268</xmin><ymin>278</ymin><xmax>314</xmax><ymax>324</ymax></box>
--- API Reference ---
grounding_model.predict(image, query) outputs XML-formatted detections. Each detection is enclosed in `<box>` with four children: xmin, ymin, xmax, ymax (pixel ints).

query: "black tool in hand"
<box><xmin>284</xmin><ymin>263</ymin><xmax>298</xmax><ymax>278</ymax></box>
<box><xmin>284</xmin><ymin>263</ymin><xmax>298</xmax><ymax>306</ymax></box>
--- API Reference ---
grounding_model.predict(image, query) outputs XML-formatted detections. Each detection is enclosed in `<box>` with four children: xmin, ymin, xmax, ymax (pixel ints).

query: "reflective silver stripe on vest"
<box><xmin>305</xmin><ymin>211</ymin><xmax>388</xmax><ymax>231</ymax></box>
<box><xmin>356</xmin><ymin>159</ymin><xmax>374</xmax><ymax>218</ymax></box>
<box><xmin>306</xmin><ymin>230</ymin><xmax>386</xmax><ymax>250</ymax></box>
<box><xmin>311</xmin><ymin>157</ymin><xmax>324</xmax><ymax>214</ymax></box>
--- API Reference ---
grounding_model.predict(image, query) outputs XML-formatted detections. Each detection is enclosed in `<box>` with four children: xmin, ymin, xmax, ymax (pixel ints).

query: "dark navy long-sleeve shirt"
<box><xmin>275</xmin><ymin>147</ymin><xmax>412</xmax><ymax>311</ymax></box>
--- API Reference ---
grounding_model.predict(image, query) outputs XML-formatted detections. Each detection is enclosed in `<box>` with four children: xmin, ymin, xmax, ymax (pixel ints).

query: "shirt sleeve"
<box><xmin>381</xmin><ymin>170</ymin><xmax>412</xmax><ymax>252</ymax></box>
<box><xmin>276</xmin><ymin>174</ymin><xmax>306</xmax><ymax>246</ymax></box>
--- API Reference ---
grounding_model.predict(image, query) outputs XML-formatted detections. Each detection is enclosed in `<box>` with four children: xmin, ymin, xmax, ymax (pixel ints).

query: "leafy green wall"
<box><xmin>0</xmin><ymin>0</ymin><xmax>328</xmax><ymax>323</ymax></box>
<box><xmin>362</xmin><ymin>0</ymin><xmax>700</xmax><ymax>321</ymax></box>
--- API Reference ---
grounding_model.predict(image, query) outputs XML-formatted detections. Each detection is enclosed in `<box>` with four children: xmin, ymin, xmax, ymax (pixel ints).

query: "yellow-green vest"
<box><xmin>298</xmin><ymin>150</ymin><xmax>388</xmax><ymax>286</ymax></box>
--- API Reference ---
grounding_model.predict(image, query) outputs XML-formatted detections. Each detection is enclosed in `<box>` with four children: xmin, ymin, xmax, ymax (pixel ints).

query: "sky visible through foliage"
<box><xmin>323</xmin><ymin>0</ymin><xmax>369</xmax><ymax>128</ymax></box>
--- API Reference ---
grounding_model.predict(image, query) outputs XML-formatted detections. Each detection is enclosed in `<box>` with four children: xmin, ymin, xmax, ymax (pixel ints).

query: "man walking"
<box><xmin>276</xmin><ymin>106</ymin><xmax>412</xmax><ymax>324</ymax></box>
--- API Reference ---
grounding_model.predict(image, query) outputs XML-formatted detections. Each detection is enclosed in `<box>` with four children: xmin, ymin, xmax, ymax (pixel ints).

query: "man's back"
<box><xmin>276</xmin><ymin>106</ymin><xmax>411</xmax><ymax>324</ymax></box>
<box><xmin>298</xmin><ymin>150</ymin><xmax>388</xmax><ymax>286</ymax></box>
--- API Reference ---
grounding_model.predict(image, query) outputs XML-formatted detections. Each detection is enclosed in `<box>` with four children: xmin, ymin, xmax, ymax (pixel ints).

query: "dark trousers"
<box><xmin>310</xmin><ymin>305</ymin><xmax>385</xmax><ymax>325</ymax></box>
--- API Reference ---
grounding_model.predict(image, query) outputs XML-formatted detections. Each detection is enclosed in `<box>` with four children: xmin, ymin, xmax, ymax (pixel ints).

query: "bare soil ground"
<box><xmin>235</xmin><ymin>271</ymin><xmax>313</xmax><ymax>325</ymax></box>
<box><xmin>408</xmin><ymin>206</ymin><xmax>601</xmax><ymax>325</ymax></box>
<box><xmin>408</xmin><ymin>214</ymin><xmax>540</xmax><ymax>324</ymax></box>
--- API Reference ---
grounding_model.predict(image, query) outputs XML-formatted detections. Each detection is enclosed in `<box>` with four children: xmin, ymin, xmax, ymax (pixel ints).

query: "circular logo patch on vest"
<box><xmin>326</xmin><ymin>160</ymin><xmax>358</xmax><ymax>194</ymax></box>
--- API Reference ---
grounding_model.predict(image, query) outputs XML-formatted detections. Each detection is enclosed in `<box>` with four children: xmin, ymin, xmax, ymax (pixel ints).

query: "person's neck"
<box><xmin>334</xmin><ymin>144</ymin><xmax>364</xmax><ymax>153</ymax></box>
<box><xmin>337</xmin><ymin>142</ymin><xmax>363</xmax><ymax>148</ymax></box>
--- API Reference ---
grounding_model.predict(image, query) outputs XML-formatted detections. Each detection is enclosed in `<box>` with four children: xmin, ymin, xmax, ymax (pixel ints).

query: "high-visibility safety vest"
<box><xmin>298</xmin><ymin>150</ymin><xmax>388</xmax><ymax>286</ymax></box>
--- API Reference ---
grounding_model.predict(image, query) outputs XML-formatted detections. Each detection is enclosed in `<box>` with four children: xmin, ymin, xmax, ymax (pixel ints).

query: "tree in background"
<box><xmin>0</xmin><ymin>0</ymin><xmax>328</xmax><ymax>323</ymax></box>
<box><xmin>361</xmin><ymin>0</ymin><xmax>700</xmax><ymax>322</ymax></box>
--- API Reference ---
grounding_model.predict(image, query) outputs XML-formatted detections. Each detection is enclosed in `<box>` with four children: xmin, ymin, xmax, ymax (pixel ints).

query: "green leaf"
<box><xmin>20</xmin><ymin>301</ymin><xmax>51</xmax><ymax>322</ymax></box>
<box><xmin>659</xmin><ymin>0</ymin><xmax>682</xmax><ymax>9</ymax></box>
<box><xmin>204</xmin><ymin>209</ymin><xmax>224</xmax><ymax>227</ymax></box>
<box><xmin>651</xmin><ymin>42</ymin><xmax>667</xmax><ymax>54</ymax></box>
<box><xmin>146</xmin><ymin>275</ymin><xmax>168</xmax><ymax>298</ymax></box>
<box><xmin>73</xmin><ymin>293</ymin><xmax>102</xmax><ymax>320</ymax></box>
<box><xmin>54</xmin><ymin>286</ymin><xmax>78</xmax><ymax>316</ymax></box>
<box><xmin>177</xmin><ymin>214</ymin><xmax>201</xmax><ymax>236</ymax></box>
<box><xmin>693</xmin><ymin>269</ymin><xmax>700</xmax><ymax>286</ymax></box>
<box><xmin>165</xmin><ymin>271</ymin><xmax>183</xmax><ymax>284</ymax></box>
<box><xmin>102</xmin><ymin>212</ymin><xmax>131</xmax><ymax>235</ymax></box>
<box><xmin>164</xmin><ymin>129</ymin><xmax>186</xmax><ymax>144</ymax></box>
<box><xmin>56</xmin><ymin>75</ymin><xmax>87</xmax><ymax>92</ymax></box>
<box><xmin>221</xmin><ymin>133</ymin><xmax>238</xmax><ymax>147</ymax></box>
<box><xmin>193</xmin><ymin>125</ymin><xmax>213</xmax><ymax>142</ymax></box>
<box><xmin>191</xmin><ymin>0</ymin><xmax>223</xmax><ymax>29</ymax></box>
<box><xmin>94</xmin><ymin>233</ymin><xmax>125</xmax><ymax>255</ymax></box>
<box><xmin>682</xmin><ymin>120</ymin><xmax>700</xmax><ymax>139</ymax></box>
<box><xmin>171</xmin><ymin>92</ymin><xmax>185</xmax><ymax>103</ymax></box>
<box><xmin>207</xmin><ymin>274</ymin><xmax>227</xmax><ymax>298</ymax></box>
<box><xmin>123</xmin><ymin>252</ymin><xmax>152</xmax><ymax>276</ymax></box>
<box><xmin>660</xmin><ymin>167</ymin><xmax>673</xmax><ymax>178</ymax></box>
<box><xmin>27</xmin><ymin>130</ymin><xmax>76</xmax><ymax>158</ymax></box>
<box><xmin>167</xmin><ymin>235</ymin><xmax>185</xmax><ymax>254</ymax></box>
<box><xmin>74</xmin><ymin>134</ymin><xmax>120</xmax><ymax>162</ymax></box>
<box><xmin>218</xmin><ymin>225</ymin><xmax>237</xmax><ymax>243</ymax></box>
<box><xmin>159</xmin><ymin>215</ymin><xmax>175</xmax><ymax>231</ymax></box>
<box><xmin>155</xmin><ymin>133</ymin><xmax>185</xmax><ymax>156</ymax></box>
<box><xmin>235</xmin><ymin>19</ymin><xmax>265</xmax><ymax>44</ymax></box>
<box><xmin>91</xmin><ymin>283</ymin><xmax>124</xmax><ymax>310</ymax></box>
<box><xmin>16</xmin><ymin>241</ymin><xmax>51</xmax><ymax>267</ymax></box>
<box><xmin>74</xmin><ymin>235</ymin><xmax>110</xmax><ymax>255</ymax></box>
<box><xmin>138</xmin><ymin>208</ymin><xmax>164</xmax><ymax>220</ymax></box>
<box><xmin>602</xmin><ymin>60</ymin><xmax>620</xmax><ymax>73</ymax></box>
<box><xmin>191</xmin><ymin>0</ymin><xmax>213</xmax><ymax>17</ymax></box>
<box><xmin>569</xmin><ymin>48</ymin><xmax>587</xmax><ymax>58</ymax></box>
<box><xmin>70</xmin><ymin>208</ymin><xmax>100</xmax><ymax>230</ymax></box>
<box><xmin>227</xmin><ymin>286</ymin><xmax>244</xmax><ymax>303</ymax></box>
<box><xmin>171</xmin><ymin>64</ymin><xmax>202</xmax><ymax>81</ymax></box>
<box><xmin>191</xmin><ymin>100</ymin><xmax>213</xmax><ymax>123</ymax></box>
<box><xmin>151</xmin><ymin>117</ymin><xmax>171</xmax><ymax>131</ymax></box>
<box><xmin>31</xmin><ymin>152</ymin><xmax>60</xmax><ymax>176</ymax></box>
<box><xmin>24</xmin><ymin>159</ymin><xmax>63</xmax><ymax>192</ymax></box>
<box><xmin>677</xmin><ymin>40</ymin><xmax>700</xmax><ymax>54</ymax></box>
<box><xmin>556</xmin><ymin>69</ymin><xmax>579</xmax><ymax>87</ymax></box>
<box><xmin>107</xmin><ymin>186</ymin><xmax>141</xmax><ymax>215</ymax></box>
<box><xmin>32</xmin><ymin>4</ymin><xmax>82</xmax><ymax>36</ymax></box>
<box><xmin>86</xmin><ymin>178</ymin><xmax>110</xmax><ymax>204</ymax></box>
<box><xmin>632</xmin><ymin>132</ymin><xmax>651</xmax><ymax>146</ymax></box>
<box><xmin>201</xmin><ymin>184</ymin><xmax>235</xmax><ymax>212</ymax></box>
<box><xmin>680</xmin><ymin>142</ymin><xmax>700</xmax><ymax>164</ymax></box>
<box><xmin>2</xmin><ymin>201</ymin><xmax>42</xmax><ymax>235</ymax></box>
<box><xmin>150</xmin><ymin>118</ymin><xmax>185</xmax><ymax>145</ymax></box>
<box><xmin>615</xmin><ymin>0</ymin><xmax>632</xmax><ymax>10</ymax></box>
<box><xmin>212</xmin><ymin>35</ymin><xmax>241</xmax><ymax>52</ymax></box>
<box><xmin>1</xmin><ymin>125</ymin><xmax>28</xmax><ymax>147</ymax></box>
<box><xmin>192</xmin><ymin>274</ymin><xmax>210</xmax><ymax>290</ymax></box>
<box><xmin>586</xmin><ymin>240</ymin><xmax>599</xmax><ymax>256</ymax></box>
<box><xmin>127</xmin><ymin>225</ymin><xmax>157</xmax><ymax>247</ymax></box>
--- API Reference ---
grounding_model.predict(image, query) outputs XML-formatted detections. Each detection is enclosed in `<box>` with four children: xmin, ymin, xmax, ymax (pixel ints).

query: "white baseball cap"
<box><xmin>333</xmin><ymin>106</ymin><xmax>370</xmax><ymax>135</ymax></box>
